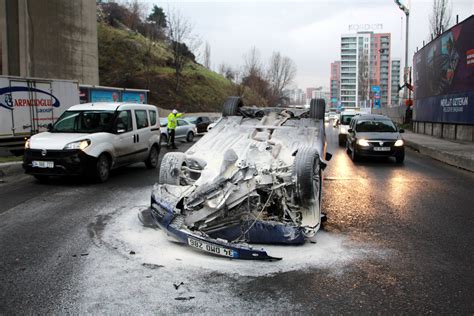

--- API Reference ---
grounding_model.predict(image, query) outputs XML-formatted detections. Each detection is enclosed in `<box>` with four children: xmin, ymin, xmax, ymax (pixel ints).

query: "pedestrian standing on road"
<box><xmin>167</xmin><ymin>109</ymin><xmax>182</xmax><ymax>149</ymax></box>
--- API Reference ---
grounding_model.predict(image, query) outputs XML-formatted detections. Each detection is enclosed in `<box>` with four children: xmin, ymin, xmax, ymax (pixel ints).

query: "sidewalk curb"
<box><xmin>404</xmin><ymin>140</ymin><xmax>474</xmax><ymax>172</ymax></box>
<box><xmin>0</xmin><ymin>161</ymin><xmax>24</xmax><ymax>179</ymax></box>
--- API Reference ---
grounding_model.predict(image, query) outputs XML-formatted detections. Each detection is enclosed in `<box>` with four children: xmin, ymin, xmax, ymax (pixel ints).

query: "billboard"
<box><xmin>413</xmin><ymin>15</ymin><xmax>474</xmax><ymax>124</ymax></box>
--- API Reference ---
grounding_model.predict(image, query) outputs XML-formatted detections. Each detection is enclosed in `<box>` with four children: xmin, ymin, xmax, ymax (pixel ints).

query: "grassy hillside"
<box><xmin>98</xmin><ymin>23</ymin><xmax>264</xmax><ymax>112</ymax></box>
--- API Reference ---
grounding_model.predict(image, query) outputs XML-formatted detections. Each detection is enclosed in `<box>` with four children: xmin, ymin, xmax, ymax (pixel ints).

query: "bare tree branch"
<box><xmin>204</xmin><ymin>42</ymin><xmax>211</xmax><ymax>69</ymax></box>
<box><xmin>166</xmin><ymin>8</ymin><xmax>201</xmax><ymax>92</ymax></box>
<box><xmin>267</xmin><ymin>52</ymin><xmax>297</xmax><ymax>101</ymax></box>
<box><xmin>429</xmin><ymin>0</ymin><xmax>452</xmax><ymax>38</ymax></box>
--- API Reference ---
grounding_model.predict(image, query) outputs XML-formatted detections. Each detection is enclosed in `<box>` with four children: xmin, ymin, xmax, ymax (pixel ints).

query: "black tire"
<box><xmin>222</xmin><ymin>96</ymin><xmax>243</xmax><ymax>117</ymax></box>
<box><xmin>309</xmin><ymin>98</ymin><xmax>326</xmax><ymax>120</ymax></box>
<box><xmin>395</xmin><ymin>153</ymin><xmax>405</xmax><ymax>163</ymax></box>
<box><xmin>33</xmin><ymin>175</ymin><xmax>49</xmax><ymax>183</ymax></box>
<box><xmin>350</xmin><ymin>145</ymin><xmax>359</xmax><ymax>162</ymax></box>
<box><xmin>186</xmin><ymin>131</ymin><xmax>194</xmax><ymax>142</ymax></box>
<box><xmin>145</xmin><ymin>145</ymin><xmax>160</xmax><ymax>169</ymax></box>
<box><xmin>161</xmin><ymin>134</ymin><xmax>167</xmax><ymax>144</ymax></box>
<box><xmin>338</xmin><ymin>134</ymin><xmax>345</xmax><ymax>147</ymax></box>
<box><xmin>158</xmin><ymin>152</ymin><xmax>186</xmax><ymax>185</ymax></box>
<box><xmin>94</xmin><ymin>154</ymin><xmax>110</xmax><ymax>183</ymax></box>
<box><xmin>294</xmin><ymin>146</ymin><xmax>322</xmax><ymax>207</ymax></box>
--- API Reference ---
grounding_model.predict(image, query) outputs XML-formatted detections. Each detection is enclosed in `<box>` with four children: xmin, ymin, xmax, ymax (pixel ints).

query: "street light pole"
<box><xmin>394</xmin><ymin>0</ymin><xmax>410</xmax><ymax>100</ymax></box>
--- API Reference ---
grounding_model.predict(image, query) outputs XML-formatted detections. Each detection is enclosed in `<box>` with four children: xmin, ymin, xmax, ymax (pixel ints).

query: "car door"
<box><xmin>112</xmin><ymin>110</ymin><xmax>136</xmax><ymax>166</ymax></box>
<box><xmin>176</xmin><ymin>119</ymin><xmax>187</xmax><ymax>139</ymax></box>
<box><xmin>133</xmin><ymin>109</ymin><xmax>151</xmax><ymax>161</ymax></box>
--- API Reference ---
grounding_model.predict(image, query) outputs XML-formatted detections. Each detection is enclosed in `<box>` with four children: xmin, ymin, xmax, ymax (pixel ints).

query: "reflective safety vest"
<box><xmin>167</xmin><ymin>112</ymin><xmax>182</xmax><ymax>129</ymax></box>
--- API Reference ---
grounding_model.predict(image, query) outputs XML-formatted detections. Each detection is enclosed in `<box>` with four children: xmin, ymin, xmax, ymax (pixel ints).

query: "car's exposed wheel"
<box><xmin>158</xmin><ymin>152</ymin><xmax>186</xmax><ymax>185</ymax></box>
<box><xmin>395</xmin><ymin>153</ymin><xmax>405</xmax><ymax>163</ymax></box>
<box><xmin>309</xmin><ymin>98</ymin><xmax>325</xmax><ymax>120</ymax></box>
<box><xmin>294</xmin><ymin>146</ymin><xmax>322</xmax><ymax>207</ymax></box>
<box><xmin>33</xmin><ymin>175</ymin><xmax>49</xmax><ymax>183</ymax></box>
<box><xmin>145</xmin><ymin>145</ymin><xmax>160</xmax><ymax>169</ymax></box>
<box><xmin>94</xmin><ymin>154</ymin><xmax>110</xmax><ymax>183</ymax></box>
<box><xmin>222</xmin><ymin>96</ymin><xmax>243</xmax><ymax>117</ymax></box>
<box><xmin>186</xmin><ymin>131</ymin><xmax>194</xmax><ymax>142</ymax></box>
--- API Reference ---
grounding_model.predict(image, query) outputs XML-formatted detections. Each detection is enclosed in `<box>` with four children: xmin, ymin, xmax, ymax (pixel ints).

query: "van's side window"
<box><xmin>135</xmin><ymin>110</ymin><xmax>149</xmax><ymax>129</ymax></box>
<box><xmin>116</xmin><ymin>110</ymin><xmax>133</xmax><ymax>132</ymax></box>
<box><xmin>149</xmin><ymin>110</ymin><xmax>157</xmax><ymax>126</ymax></box>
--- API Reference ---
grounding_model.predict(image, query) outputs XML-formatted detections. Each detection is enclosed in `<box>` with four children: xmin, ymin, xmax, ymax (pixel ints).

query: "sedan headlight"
<box><xmin>357</xmin><ymin>139</ymin><xmax>370</xmax><ymax>146</ymax></box>
<box><xmin>25</xmin><ymin>139</ymin><xmax>30</xmax><ymax>149</ymax></box>
<box><xmin>64</xmin><ymin>139</ymin><xmax>91</xmax><ymax>150</ymax></box>
<box><xmin>394</xmin><ymin>139</ymin><xmax>404</xmax><ymax>147</ymax></box>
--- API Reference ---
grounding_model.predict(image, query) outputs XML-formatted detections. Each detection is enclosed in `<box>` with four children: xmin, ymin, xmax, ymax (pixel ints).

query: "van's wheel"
<box><xmin>94</xmin><ymin>154</ymin><xmax>110</xmax><ymax>183</ymax></box>
<box><xmin>159</xmin><ymin>152</ymin><xmax>186</xmax><ymax>185</ymax></box>
<box><xmin>294</xmin><ymin>146</ymin><xmax>322</xmax><ymax>207</ymax></box>
<box><xmin>186</xmin><ymin>131</ymin><xmax>194</xmax><ymax>142</ymax></box>
<box><xmin>222</xmin><ymin>96</ymin><xmax>243</xmax><ymax>117</ymax></box>
<box><xmin>309</xmin><ymin>98</ymin><xmax>326</xmax><ymax>120</ymax></box>
<box><xmin>145</xmin><ymin>145</ymin><xmax>160</xmax><ymax>169</ymax></box>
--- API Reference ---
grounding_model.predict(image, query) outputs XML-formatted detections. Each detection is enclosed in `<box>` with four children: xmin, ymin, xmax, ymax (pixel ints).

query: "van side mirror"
<box><xmin>115</xmin><ymin>122</ymin><xmax>126</xmax><ymax>134</ymax></box>
<box><xmin>399</xmin><ymin>129</ymin><xmax>405</xmax><ymax>133</ymax></box>
<box><xmin>47</xmin><ymin>123</ymin><xmax>53</xmax><ymax>132</ymax></box>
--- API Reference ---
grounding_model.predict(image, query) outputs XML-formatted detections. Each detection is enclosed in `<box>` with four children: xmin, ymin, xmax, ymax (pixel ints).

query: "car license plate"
<box><xmin>374</xmin><ymin>147</ymin><xmax>390</xmax><ymax>151</ymax></box>
<box><xmin>32</xmin><ymin>160</ymin><xmax>54</xmax><ymax>168</ymax></box>
<box><xmin>188</xmin><ymin>237</ymin><xmax>236</xmax><ymax>258</ymax></box>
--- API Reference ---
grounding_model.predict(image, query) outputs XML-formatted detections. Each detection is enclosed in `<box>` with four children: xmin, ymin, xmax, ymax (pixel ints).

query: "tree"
<box><xmin>166</xmin><ymin>9</ymin><xmax>201</xmax><ymax>92</ymax></box>
<box><xmin>267</xmin><ymin>52</ymin><xmax>297</xmax><ymax>104</ymax></box>
<box><xmin>429</xmin><ymin>0</ymin><xmax>452</xmax><ymax>38</ymax></box>
<box><xmin>146</xmin><ymin>5</ymin><xmax>167</xmax><ymax>40</ymax></box>
<box><xmin>243</xmin><ymin>47</ymin><xmax>263</xmax><ymax>79</ymax></box>
<box><xmin>125</xmin><ymin>0</ymin><xmax>144</xmax><ymax>32</ymax></box>
<box><xmin>203</xmin><ymin>42</ymin><xmax>211</xmax><ymax>69</ymax></box>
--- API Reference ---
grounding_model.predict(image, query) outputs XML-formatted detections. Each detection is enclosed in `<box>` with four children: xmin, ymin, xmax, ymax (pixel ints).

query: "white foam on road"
<box><xmin>101</xmin><ymin>207</ymin><xmax>387</xmax><ymax>277</ymax></box>
<box><xmin>66</xmin><ymin>205</ymin><xmax>389</xmax><ymax>313</ymax></box>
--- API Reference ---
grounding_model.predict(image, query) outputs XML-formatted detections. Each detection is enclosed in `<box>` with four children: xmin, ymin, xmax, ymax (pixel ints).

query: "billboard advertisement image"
<box><xmin>413</xmin><ymin>15</ymin><xmax>474</xmax><ymax>124</ymax></box>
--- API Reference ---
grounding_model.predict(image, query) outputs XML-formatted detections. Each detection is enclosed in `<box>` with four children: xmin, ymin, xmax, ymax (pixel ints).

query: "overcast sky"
<box><xmin>141</xmin><ymin>0</ymin><xmax>473</xmax><ymax>90</ymax></box>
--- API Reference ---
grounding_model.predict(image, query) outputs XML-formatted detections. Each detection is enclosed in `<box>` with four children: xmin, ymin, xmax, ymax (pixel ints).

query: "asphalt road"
<box><xmin>0</xmin><ymin>125</ymin><xmax>473</xmax><ymax>313</ymax></box>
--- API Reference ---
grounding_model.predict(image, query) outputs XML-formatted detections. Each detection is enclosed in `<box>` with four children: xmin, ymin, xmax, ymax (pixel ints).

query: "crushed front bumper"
<box><xmin>150</xmin><ymin>195</ymin><xmax>284</xmax><ymax>261</ymax></box>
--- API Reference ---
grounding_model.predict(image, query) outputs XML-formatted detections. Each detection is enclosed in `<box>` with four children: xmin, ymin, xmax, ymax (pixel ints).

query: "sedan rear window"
<box><xmin>355</xmin><ymin>120</ymin><xmax>396</xmax><ymax>132</ymax></box>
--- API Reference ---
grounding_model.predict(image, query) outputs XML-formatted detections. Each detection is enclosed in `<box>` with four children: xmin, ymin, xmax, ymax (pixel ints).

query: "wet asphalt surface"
<box><xmin>1</xmin><ymin>125</ymin><xmax>473</xmax><ymax>313</ymax></box>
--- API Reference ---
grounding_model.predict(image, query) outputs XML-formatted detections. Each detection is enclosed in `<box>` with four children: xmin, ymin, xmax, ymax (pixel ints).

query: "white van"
<box><xmin>23</xmin><ymin>102</ymin><xmax>161</xmax><ymax>182</ymax></box>
<box><xmin>336</xmin><ymin>110</ymin><xmax>360</xmax><ymax>146</ymax></box>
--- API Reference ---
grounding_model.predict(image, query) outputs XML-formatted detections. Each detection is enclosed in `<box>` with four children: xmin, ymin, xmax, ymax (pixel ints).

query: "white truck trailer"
<box><xmin>0</xmin><ymin>76</ymin><xmax>80</xmax><ymax>155</ymax></box>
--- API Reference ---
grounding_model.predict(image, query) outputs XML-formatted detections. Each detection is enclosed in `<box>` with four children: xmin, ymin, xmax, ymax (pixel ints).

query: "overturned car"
<box><xmin>149</xmin><ymin>97</ymin><xmax>330</xmax><ymax>260</ymax></box>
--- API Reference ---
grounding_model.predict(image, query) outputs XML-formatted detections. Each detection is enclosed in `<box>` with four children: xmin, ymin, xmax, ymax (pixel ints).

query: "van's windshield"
<box><xmin>52</xmin><ymin>110</ymin><xmax>115</xmax><ymax>133</ymax></box>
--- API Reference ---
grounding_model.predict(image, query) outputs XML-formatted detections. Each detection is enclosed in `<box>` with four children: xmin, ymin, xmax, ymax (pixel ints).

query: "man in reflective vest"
<box><xmin>167</xmin><ymin>109</ymin><xmax>182</xmax><ymax>149</ymax></box>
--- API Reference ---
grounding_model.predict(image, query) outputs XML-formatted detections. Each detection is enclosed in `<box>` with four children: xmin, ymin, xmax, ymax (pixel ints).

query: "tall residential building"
<box><xmin>391</xmin><ymin>59</ymin><xmax>401</xmax><ymax>106</ymax></box>
<box><xmin>330</xmin><ymin>61</ymin><xmax>340</xmax><ymax>107</ymax></box>
<box><xmin>340</xmin><ymin>32</ymin><xmax>392</xmax><ymax>108</ymax></box>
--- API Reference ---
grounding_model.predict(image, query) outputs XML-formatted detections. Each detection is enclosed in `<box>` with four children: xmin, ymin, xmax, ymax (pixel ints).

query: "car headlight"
<box><xmin>394</xmin><ymin>139</ymin><xmax>404</xmax><ymax>147</ymax></box>
<box><xmin>64</xmin><ymin>139</ymin><xmax>91</xmax><ymax>150</ymax></box>
<box><xmin>25</xmin><ymin>139</ymin><xmax>30</xmax><ymax>149</ymax></box>
<box><xmin>357</xmin><ymin>139</ymin><xmax>370</xmax><ymax>146</ymax></box>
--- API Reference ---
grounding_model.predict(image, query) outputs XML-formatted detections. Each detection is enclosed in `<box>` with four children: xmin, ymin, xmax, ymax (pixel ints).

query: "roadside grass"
<box><xmin>0</xmin><ymin>156</ymin><xmax>23</xmax><ymax>163</ymax></box>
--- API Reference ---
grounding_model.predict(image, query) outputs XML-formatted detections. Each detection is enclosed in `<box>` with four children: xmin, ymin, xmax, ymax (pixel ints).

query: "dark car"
<box><xmin>346</xmin><ymin>114</ymin><xmax>405</xmax><ymax>163</ymax></box>
<box><xmin>185</xmin><ymin>116</ymin><xmax>212</xmax><ymax>133</ymax></box>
